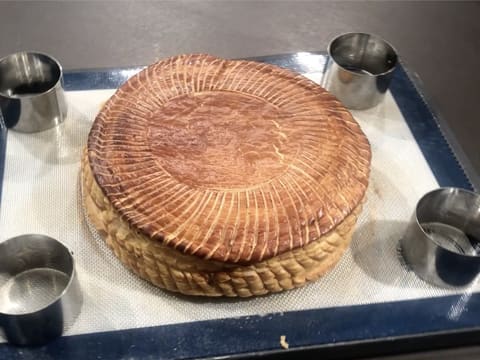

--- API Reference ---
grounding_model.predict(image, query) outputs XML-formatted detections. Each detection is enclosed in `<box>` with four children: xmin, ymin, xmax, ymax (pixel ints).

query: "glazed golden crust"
<box><xmin>82</xmin><ymin>151</ymin><xmax>361</xmax><ymax>297</ymax></box>
<box><xmin>87</xmin><ymin>54</ymin><xmax>371</xmax><ymax>264</ymax></box>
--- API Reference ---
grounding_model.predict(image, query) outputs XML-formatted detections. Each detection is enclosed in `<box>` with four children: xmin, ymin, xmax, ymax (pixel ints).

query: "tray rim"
<box><xmin>0</xmin><ymin>52</ymin><xmax>478</xmax><ymax>359</ymax></box>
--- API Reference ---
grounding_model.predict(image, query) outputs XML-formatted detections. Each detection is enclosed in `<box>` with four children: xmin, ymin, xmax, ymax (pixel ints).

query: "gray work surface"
<box><xmin>0</xmin><ymin>1</ymin><xmax>479</xmax><ymax>359</ymax></box>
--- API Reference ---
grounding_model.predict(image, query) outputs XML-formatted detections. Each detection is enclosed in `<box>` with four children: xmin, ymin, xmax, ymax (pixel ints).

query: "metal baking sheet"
<box><xmin>0</xmin><ymin>52</ymin><xmax>478</xmax><ymax>359</ymax></box>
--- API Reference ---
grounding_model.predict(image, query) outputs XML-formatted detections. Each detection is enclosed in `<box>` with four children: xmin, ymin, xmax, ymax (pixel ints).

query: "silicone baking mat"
<box><xmin>0</xmin><ymin>53</ymin><xmax>477</xmax><ymax>359</ymax></box>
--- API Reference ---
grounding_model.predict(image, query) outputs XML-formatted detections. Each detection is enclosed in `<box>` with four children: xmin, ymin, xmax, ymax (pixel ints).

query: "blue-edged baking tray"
<box><xmin>0</xmin><ymin>52</ymin><xmax>478</xmax><ymax>360</ymax></box>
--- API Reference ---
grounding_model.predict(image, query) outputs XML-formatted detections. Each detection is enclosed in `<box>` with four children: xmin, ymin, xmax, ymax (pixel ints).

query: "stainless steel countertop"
<box><xmin>0</xmin><ymin>1</ymin><xmax>479</xmax><ymax>358</ymax></box>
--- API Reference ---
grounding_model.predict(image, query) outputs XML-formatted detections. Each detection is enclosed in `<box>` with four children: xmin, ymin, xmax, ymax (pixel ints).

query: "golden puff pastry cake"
<box><xmin>82</xmin><ymin>54</ymin><xmax>371</xmax><ymax>297</ymax></box>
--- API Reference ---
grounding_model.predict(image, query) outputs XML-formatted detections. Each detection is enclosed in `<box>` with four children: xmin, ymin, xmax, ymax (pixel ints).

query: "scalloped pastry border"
<box><xmin>81</xmin><ymin>151</ymin><xmax>361</xmax><ymax>297</ymax></box>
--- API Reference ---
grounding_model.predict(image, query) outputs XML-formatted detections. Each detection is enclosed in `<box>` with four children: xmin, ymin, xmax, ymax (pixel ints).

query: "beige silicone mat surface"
<box><xmin>1</xmin><ymin>74</ymin><xmax>476</xmax><ymax>341</ymax></box>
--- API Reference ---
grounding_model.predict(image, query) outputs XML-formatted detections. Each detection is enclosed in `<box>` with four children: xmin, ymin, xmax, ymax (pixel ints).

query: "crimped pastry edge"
<box><xmin>81</xmin><ymin>151</ymin><xmax>361</xmax><ymax>297</ymax></box>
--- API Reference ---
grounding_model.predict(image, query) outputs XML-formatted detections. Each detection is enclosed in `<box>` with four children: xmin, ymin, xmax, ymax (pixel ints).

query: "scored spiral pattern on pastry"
<box><xmin>87</xmin><ymin>54</ymin><xmax>371</xmax><ymax>264</ymax></box>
